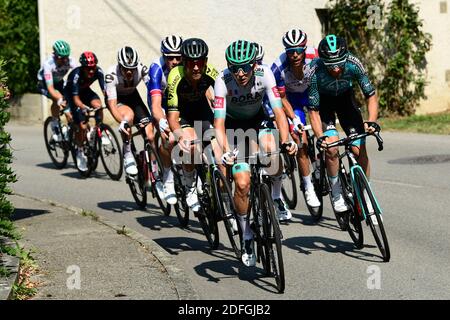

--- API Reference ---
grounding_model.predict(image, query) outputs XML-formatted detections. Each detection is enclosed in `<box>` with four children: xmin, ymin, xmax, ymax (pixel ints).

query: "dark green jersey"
<box><xmin>307</xmin><ymin>53</ymin><xmax>375</xmax><ymax>110</ymax></box>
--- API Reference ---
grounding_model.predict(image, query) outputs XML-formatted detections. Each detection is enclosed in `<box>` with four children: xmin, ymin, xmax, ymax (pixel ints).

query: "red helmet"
<box><xmin>79</xmin><ymin>51</ymin><xmax>98</xmax><ymax>67</ymax></box>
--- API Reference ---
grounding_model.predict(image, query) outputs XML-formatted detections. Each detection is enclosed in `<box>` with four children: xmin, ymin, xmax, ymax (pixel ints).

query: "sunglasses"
<box><xmin>325</xmin><ymin>62</ymin><xmax>346</xmax><ymax>71</ymax></box>
<box><xmin>185</xmin><ymin>59</ymin><xmax>206</xmax><ymax>69</ymax></box>
<box><xmin>228</xmin><ymin>63</ymin><xmax>254</xmax><ymax>74</ymax></box>
<box><xmin>285</xmin><ymin>47</ymin><xmax>306</xmax><ymax>55</ymax></box>
<box><xmin>165</xmin><ymin>55</ymin><xmax>182</xmax><ymax>62</ymax></box>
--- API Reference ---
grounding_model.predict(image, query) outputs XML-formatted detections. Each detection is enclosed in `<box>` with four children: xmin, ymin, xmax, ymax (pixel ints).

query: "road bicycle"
<box><xmin>44</xmin><ymin>106</ymin><xmax>123</xmax><ymax>180</ymax></box>
<box><xmin>230</xmin><ymin>146</ymin><xmax>288</xmax><ymax>293</ymax></box>
<box><xmin>123</xmin><ymin>120</ymin><xmax>170</xmax><ymax>214</ymax></box>
<box><xmin>321</xmin><ymin>124</ymin><xmax>390</xmax><ymax>262</ymax></box>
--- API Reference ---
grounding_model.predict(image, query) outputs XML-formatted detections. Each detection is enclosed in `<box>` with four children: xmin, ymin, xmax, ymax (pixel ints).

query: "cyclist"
<box><xmin>65</xmin><ymin>51</ymin><xmax>106</xmax><ymax>172</ymax></box>
<box><xmin>270</xmin><ymin>28</ymin><xmax>321</xmax><ymax>213</ymax></box>
<box><xmin>214</xmin><ymin>40</ymin><xmax>297</xmax><ymax>267</ymax></box>
<box><xmin>37</xmin><ymin>40</ymin><xmax>76</xmax><ymax>141</ymax></box>
<box><xmin>307</xmin><ymin>34</ymin><xmax>379</xmax><ymax>216</ymax></box>
<box><xmin>166</xmin><ymin>38</ymin><xmax>219</xmax><ymax>213</ymax></box>
<box><xmin>147</xmin><ymin>35</ymin><xmax>184</xmax><ymax>205</ymax></box>
<box><xmin>105</xmin><ymin>46</ymin><xmax>153</xmax><ymax>178</ymax></box>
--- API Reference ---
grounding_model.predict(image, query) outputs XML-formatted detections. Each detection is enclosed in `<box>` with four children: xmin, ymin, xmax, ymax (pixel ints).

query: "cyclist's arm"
<box><xmin>105</xmin><ymin>69</ymin><xmax>122</xmax><ymax>122</ymax></box>
<box><xmin>97</xmin><ymin>67</ymin><xmax>106</xmax><ymax>97</ymax></box>
<box><xmin>264</xmin><ymin>69</ymin><xmax>289</xmax><ymax>144</ymax></box>
<box><xmin>213</xmin><ymin>73</ymin><xmax>229</xmax><ymax>152</ymax></box>
<box><xmin>73</xmin><ymin>95</ymin><xmax>86</xmax><ymax>110</ymax></box>
<box><xmin>43</xmin><ymin>65</ymin><xmax>63</xmax><ymax>102</ymax></box>
<box><xmin>281</xmin><ymin>94</ymin><xmax>296</xmax><ymax>120</ymax></box>
<box><xmin>306</xmin><ymin>71</ymin><xmax>324</xmax><ymax>138</ymax></box>
<box><xmin>366</xmin><ymin>93</ymin><xmax>379</xmax><ymax>123</ymax></box>
<box><xmin>147</xmin><ymin>64</ymin><xmax>166</xmax><ymax>123</ymax></box>
<box><xmin>272</xmin><ymin>64</ymin><xmax>295</xmax><ymax>120</ymax></box>
<box><xmin>166</xmin><ymin>68</ymin><xmax>183</xmax><ymax>140</ymax></box>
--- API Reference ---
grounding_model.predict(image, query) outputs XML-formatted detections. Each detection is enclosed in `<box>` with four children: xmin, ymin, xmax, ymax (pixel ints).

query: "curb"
<box><xmin>12</xmin><ymin>192</ymin><xmax>199</xmax><ymax>300</ymax></box>
<box><xmin>0</xmin><ymin>238</ymin><xmax>20</xmax><ymax>300</ymax></box>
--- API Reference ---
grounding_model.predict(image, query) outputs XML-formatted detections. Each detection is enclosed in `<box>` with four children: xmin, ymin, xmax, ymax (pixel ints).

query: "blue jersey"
<box><xmin>64</xmin><ymin>66</ymin><xmax>105</xmax><ymax>97</ymax></box>
<box><xmin>146</xmin><ymin>57</ymin><xmax>170</xmax><ymax>110</ymax></box>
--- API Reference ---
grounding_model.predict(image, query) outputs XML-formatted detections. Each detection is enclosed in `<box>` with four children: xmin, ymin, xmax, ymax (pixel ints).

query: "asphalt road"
<box><xmin>7</xmin><ymin>123</ymin><xmax>450</xmax><ymax>299</ymax></box>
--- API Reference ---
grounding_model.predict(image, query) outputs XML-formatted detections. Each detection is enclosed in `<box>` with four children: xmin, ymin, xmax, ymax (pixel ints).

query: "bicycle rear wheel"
<box><xmin>212</xmin><ymin>169</ymin><xmax>241</xmax><ymax>259</ymax></box>
<box><xmin>43</xmin><ymin>117</ymin><xmax>69</xmax><ymax>169</ymax></box>
<box><xmin>309</xmin><ymin>155</ymin><xmax>326</xmax><ymax>221</ymax></box>
<box><xmin>353</xmin><ymin>167</ymin><xmax>390</xmax><ymax>262</ymax></box>
<box><xmin>260</xmin><ymin>183</ymin><xmax>285</xmax><ymax>293</ymax></box>
<box><xmin>99</xmin><ymin>124</ymin><xmax>123</xmax><ymax>180</ymax></box>
<box><xmin>281</xmin><ymin>153</ymin><xmax>298</xmax><ymax>210</ymax></box>
<box><xmin>173</xmin><ymin>165</ymin><xmax>190</xmax><ymax>227</ymax></box>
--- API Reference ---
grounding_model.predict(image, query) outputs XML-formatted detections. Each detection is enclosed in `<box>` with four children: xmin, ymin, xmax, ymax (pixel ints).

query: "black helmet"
<box><xmin>318</xmin><ymin>34</ymin><xmax>348</xmax><ymax>66</ymax></box>
<box><xmin>181</xmin><ymin>38</ymin><xmax>208</xmax><ymax>59</ymax></box>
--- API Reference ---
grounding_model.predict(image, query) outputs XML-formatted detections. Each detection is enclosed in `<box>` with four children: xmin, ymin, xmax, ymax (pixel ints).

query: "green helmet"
<box><xmin>225</xmin><ymin>40</ymin><xmax>256</xmax><ymax>65</ymax></box>
<box><xmin>53</xmin><ymin>40</ymin><xmax>71</xmax><ymax>57</ymax></box>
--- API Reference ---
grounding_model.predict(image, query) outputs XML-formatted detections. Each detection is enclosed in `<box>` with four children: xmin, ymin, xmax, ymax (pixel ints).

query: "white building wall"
<box><xmin>39</xmin><ymin>0</ymin><xmax>449</xmax><ymax>115</ymax></box>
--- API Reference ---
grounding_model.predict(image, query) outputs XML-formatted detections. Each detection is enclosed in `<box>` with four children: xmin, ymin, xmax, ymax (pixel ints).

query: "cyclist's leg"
<box><xmin>335</xmin><ymin>92</ymin><xmax>370</xmax><ymax>178</ymax></box>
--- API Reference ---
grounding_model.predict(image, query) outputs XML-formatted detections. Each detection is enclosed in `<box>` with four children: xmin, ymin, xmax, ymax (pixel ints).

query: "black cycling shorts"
<box><xmin>318</xmin><ymin>89</ymin><xmax>365</xmax><ymax>137</ymax></box>
<box><xmin>117</xmin><ymin>90</ymin><xmax>152</xmax><ymax>126</ymax></box>
<box><xmin>68</xmin><ymin>88</ymin><xmax>101</xmax><ymax>124</ymax></box>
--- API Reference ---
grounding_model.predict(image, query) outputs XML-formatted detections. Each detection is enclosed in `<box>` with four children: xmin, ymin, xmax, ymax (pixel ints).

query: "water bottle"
<box><xmin>313</xmin><ymin>158</ymin><xmax>321</xmax><ymax>180</ymax></box>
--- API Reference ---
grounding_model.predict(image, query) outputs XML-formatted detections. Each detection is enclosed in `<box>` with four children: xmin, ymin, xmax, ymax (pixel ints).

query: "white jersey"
<box><xmin>37</xmin><ymin>55</ymin><xmax>77</xmax><ymax>85</ymax></box>
<box><xmin>214</xmin><ymin>64</ymin><xmax>282</xmax><ymax>120</ymax></box>
<box><xmin>105</xmin><ymin>63</ymin><xmax>149</xmax><ymax>100</ymax></box>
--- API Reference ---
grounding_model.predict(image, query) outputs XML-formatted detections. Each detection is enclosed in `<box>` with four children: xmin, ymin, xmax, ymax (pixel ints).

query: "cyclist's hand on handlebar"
<box><xmin>364</xmin><ymin>121</ymin><xmax>380</xmax><ymax>134</ymax></box>
<box><xmin>118</xmin><ymin>120</ymin><xmax>130</xmax><ymax>136</ymax></box>
<box><xmin>316</xmin><ymin>135</ymin><xmax>328</xmax><ymax>151</ymax></box>
<box><xmin>158</xmin><ymin>118</ymin><xmax>170</xmax><ymax>138</ymax></box>
<box><xmin>292</xmin><ymin>115</ymin><xmax>304</xmax><ymax>135</ymax></box>
<box><xmin>282</xmin><ymin>141</ymin><xmax>298</xmax><ymax>156</ymax></box>
<box><xmin>177</xmin><ymin>136</ymin><xmax>191</xmax><ymax>153</ymax></box>
<box><xmin>221</xmin><ymin>150</ymin><xmax>237</xmax><ymax>166</ymax></box>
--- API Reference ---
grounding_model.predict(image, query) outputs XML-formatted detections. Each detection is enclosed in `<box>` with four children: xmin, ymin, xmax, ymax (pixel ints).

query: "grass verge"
<box><xmin>379</xmin><ymin>110</ymin><xmax>450</xmax><ymax>134</ymax></box>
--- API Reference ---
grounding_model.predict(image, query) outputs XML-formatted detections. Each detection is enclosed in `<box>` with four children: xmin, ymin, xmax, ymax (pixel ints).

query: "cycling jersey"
<box><xmin>105</xmin><ymin>63</ymin><xmax>149</xmax><ymax>100</ymax></box>
<box><xmin>266</xmin><ymin>46</ymin><xmax>318</xmax><ymax>124</ymax></box>
<box><xmin>214</xmin><ymin>64</ymin><xmax>282</xmax><ymax>121</ymax></box>
<box><xmin>147</xmin><ymin>57</ymin><xmax>171</xmax><ymax>110</ymax></box>
<box><xmin>64</xmin><ymin>66</ymin><xmax>105</xmax><ymax>98</ymax></box>
<box><xmin>307</xmin><ymin>53</ymin><xmax>376</xmax><ymax>110</ymax></box>
<box><xmin>167</xmin><ymin>64</ymin><xmax>218</xmax><ymax>122</ymax></box>
<box><xmin>37</xmin><ymin>55</ymin><xmax>77</xmax><ymax>87</ymax></box>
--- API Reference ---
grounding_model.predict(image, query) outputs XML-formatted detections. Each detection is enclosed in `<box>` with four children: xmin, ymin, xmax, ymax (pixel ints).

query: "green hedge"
<box><xmin>0</xmin><ymin>60</ymin><xmax>18</xmax><ymax>241</ymax></box>
<box><xmin>0</xmin><ymin>0</ymin><xmax>39</xmax><ymax>96</ymax></box>
<box><xmin>327</xmin><ymin>0</ymin><xmax>432</xmax><ymax>117</ymax></box>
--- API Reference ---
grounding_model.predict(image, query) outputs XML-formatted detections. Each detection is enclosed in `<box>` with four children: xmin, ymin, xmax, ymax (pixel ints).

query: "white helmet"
<box><xmin>160</xmin><ymin>35</ymin><xmax>183</xmax><ymax>56</ymax></box>
<box><xmin>118</xmin><ymin>46</ymin><xmax>139</xmax><ymax>69</ymax></box>
<box><xmin>282</xmin><ymin>29</ymin><xmax>307</xmax><ymax>48</ymax></box>
<box><xmin>253</xmin><ymin>42</ymin><xmax>265</xmax><ymax>62</ymax></box>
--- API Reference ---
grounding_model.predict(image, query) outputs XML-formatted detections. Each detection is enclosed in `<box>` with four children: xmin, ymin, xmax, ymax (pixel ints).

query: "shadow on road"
<box><xmin>97</xmin><ymin>200</ymin><xmax>160</xmax><ymax>213</ymax></box>
<box><xmin>36</xmin><ymin>162</ymin><xmax>76</xmax><ymax>170</ymax></box>
<box><xmin>61</xmin><ymin>170</ymin><xmax>110</xmax><ymax>180</ymax></box>
<box><xmin>193</xmin><ymin>252</ymin><xmax>281</xmax><ymax>294</ymax></box>
<box><xmin>12</xmin><ymin>208</ymin><xmax>50</xmax><ymax>221</ymax></box>
<box><xmin>153</xmin><ymin>236</ymin><xmax>212</xmax><ymax>255</ymax></box>
<box><xmin>136</xmin><ymin>213</ymin><xmax>185</xmax><ymax>231</ymax></box>
<box><xmin>283</xmin><ymin>235</ymin><xmax>382</xmax><ymax>262</ymax></box>
<box><xmin>289</xmin><ymin>211</ymin><xmax>343</xmax><ymax>232</ymax></box>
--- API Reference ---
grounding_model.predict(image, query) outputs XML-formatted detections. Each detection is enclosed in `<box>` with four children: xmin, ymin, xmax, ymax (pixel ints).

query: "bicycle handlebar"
<box><xmin>324</xmin><ymin>129</ymin><xmax>384</xmax><ymax>151</ymax></box>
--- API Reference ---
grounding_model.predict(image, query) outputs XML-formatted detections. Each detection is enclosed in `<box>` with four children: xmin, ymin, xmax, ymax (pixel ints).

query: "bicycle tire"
<box><xmin>340</xmin><ymin>163</ymin><xmax>363</xmax><ymax>248</ymax></box>
<box><xmin>260</xmin><ymin>183</ymin><xmax>285</xmax><ymax>293</ymax></box>
<box><xmin>353</xmin><ymin>168</ymin><xmax>390</xmax><ymax>262</ymax></box>
<box><xmin>126</xmin><ymin>149</ymin><xmax>147</xmax><ymax>209</ymax></box>
<box><xmin>281</xmin><ymin>153</ymin><xmax>298</xmax><ymax>210</ymax></box>
<box><xmin>212</xmin><ymin>169</ymin><xmax>241</xmax><ymax>259</ymax></box>
<box><xmin>309</xmin><ymin>154</ymin><xmax>326</xmax><ymax>221</ymax></box>
<box><xmin>173</xmin><ymin>165</ymin><xmax>190</xmax><ymax>227</ymax></box>
<box><xmin>43</xmin><ymin>117</ymin><xmax>69</xmax><ymax>169</ymax></box>
<box><xmin>99</xmin><ymin>124</ymin><xmax>123</xmax><ymax>181</ymax></box>
<box><xmin>147</xmin><ymin>142</ymin><xmax>171</xmax><ymax>216</ymax></box>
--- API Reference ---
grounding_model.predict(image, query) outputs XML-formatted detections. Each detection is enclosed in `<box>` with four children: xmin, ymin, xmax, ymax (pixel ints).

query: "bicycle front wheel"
<box><xmin>43</xmin><ymin>117</ymin><xmax>69</xmax><ymax>169</ymax></box>
<box><xmin>126</xmin><ymin>152</ymin><xmax>147</xmax><ymax>209</ymax></box>
<box><xmin>173</xmin><ymin>165</ymin><xmax>190</xmax><ymax>227</ymax></box>
<box><xmin>212</xmin><ymin>169</ymin><xmax>241</xmax><ymax>259</ymax></box>
<box><xmin>260</xmin><ymin>183</ymin><xmax>285</xmax><ymax>293</ymax></box>
<box><xmin>281</xmin><ymin>153</ymin><xmax>298</xmax><ymax>210</ymax></box>
<box><xmin>147</xmin><ymin>143</ymin><xmax>171</xmax><ymax>216</ymax></box>
<box><xmin>99</xmin><ymin>124</ymin><xmax>123</xmax><ymax>180</ymax></box>
<box><xmin>353</xmin><ymin>167</ymin><xmax>390</xmax><ymax>262</ymax></box>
